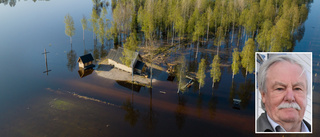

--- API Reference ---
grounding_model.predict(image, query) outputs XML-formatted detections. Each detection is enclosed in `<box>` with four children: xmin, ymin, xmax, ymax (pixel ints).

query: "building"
<box><xmin>78</xmin><ymin>53</ymin><xmax>95</xmax><ymax>69</ymax></box>
<box><xmin>106</xmin><ymin>47</ymin><xmax>147</xmax><ymax>75</ymax></box>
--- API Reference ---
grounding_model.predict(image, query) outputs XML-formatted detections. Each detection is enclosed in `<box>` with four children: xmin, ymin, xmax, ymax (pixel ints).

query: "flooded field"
<box><xmin>0</xmin><ymin>0</ymin><xmax>320</xmax><ymax>136</ymax></box>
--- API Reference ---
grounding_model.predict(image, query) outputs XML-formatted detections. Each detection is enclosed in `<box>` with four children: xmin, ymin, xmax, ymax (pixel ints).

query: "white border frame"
<box><xmin>255</xmin><ymin>52</ymin><xmax>313</xmax><ymax>134</ymax></box>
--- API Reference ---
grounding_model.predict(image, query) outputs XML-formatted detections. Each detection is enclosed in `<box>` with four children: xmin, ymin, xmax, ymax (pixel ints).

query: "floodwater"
<box><xmin>0</xmin><ymin>0</ymin><xmax>319</xmax><ymax>136</ymax></box>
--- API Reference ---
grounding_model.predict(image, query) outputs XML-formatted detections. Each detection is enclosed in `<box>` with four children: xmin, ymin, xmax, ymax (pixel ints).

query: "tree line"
<box><xmin>64</xmin><ymin>0</ymin><xmax>312</xmax><ymax>91</ymax></box>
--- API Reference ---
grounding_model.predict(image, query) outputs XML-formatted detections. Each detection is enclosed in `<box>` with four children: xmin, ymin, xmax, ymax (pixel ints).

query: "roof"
<box><xmin>78</xmin><ymin>53</ymin><xmax>94</xmax><ymax>63</ymax></box>
<box><xmin>107</xmin><ymin>47</ymin><xmax>141</xmax><ymax>68</ymax></box>
<box><xmin>106</xmin><ymin>48</ymin><xmax>124</xmax><ymax>64</ymax></box>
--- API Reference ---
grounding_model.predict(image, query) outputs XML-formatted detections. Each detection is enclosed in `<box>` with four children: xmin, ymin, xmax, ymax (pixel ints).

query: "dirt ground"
<box><xmin>95</xmin><ymin>58</ymin><xmax>157</xmax><ymax>85</ymax></box>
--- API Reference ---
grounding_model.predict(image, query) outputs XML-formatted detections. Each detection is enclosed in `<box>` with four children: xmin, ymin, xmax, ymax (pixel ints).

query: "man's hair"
<box><xmin>258</xmin><ymin>55</ymin><xmax>309</xmax><ymax>111</ymax></box>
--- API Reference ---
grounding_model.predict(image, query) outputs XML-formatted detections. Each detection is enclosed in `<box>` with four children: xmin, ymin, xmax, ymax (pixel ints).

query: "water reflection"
<box><xmin>208</xmin><ymin>92</ymin><xmax>218</xmax><ymax>119</ymax></box>
<box><xmin>175</xmin><ymin>94</ymin><xmax>187</xmax><ymax>130</ymax></box>
<box><xmin>122</xmin><ymin>98</ymin><xmax>140</xmax><ymax>127</ymax></box>
<box><xmin>116</xmin><ymin>80</ymin><xmax>142</xmax><ymax>92</ymax></box>
<box><xmin>143</xmin><ymin>88</ymin><xmax>157</xmax><ymax>130</ymax></box>
<box><xmin>196</xmin><ymin>93</ymin><xmax>203</xmax><ymax>117</ymax></box>
<box><xmin>78</xmin><ymin>68</ymin><xmax>94</xmax><ymax>78</ymax></box>
<box><xmin>238</xmin><ymin>78</ymin><xmax>254</xmax><ymax>109</ymax></box>
<box><xmin>66</xmin><ymin>50</ymin><xmax>77</xmax><ymax>72</ymax></box>
<box><xmin>42</xmin><ymin>48</ymin><xmax>51</xmax><ymax>75</ymax></box>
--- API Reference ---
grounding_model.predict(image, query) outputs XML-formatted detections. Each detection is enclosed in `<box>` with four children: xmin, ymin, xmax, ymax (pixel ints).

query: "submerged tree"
<box><xmin>257</xmin><ymin>19</ymin><xmax>272</xmax><ymax>51</ymax></box>
<box><xmin>81</xmin><ymin>15</ymin><xmax>87</xmax><ymax>42</ymax></box>
<box><xmin>270</xmin><ymin>18</ymin><xmax>292</xmax><ymax>52</ymax></box>
<box><xmin>177</xmin><ymin>55</ymin><xmax>187</xmax><ymax>94</ymax></box>
<box><xmin>64</xmin><ymin>14</ymin><xmax>75</xmax><ymax>48</ymax></box>
<box><xmin>196</xmin><ymin>58</ymin><xmax>206</xmax><ymax>93</ymax></box>
<box><xmin>241</xmin><ymin>38</ymin><xmax>255</xmax><ymax>76</ymax></box>
<box><xmin>231</xmin><ymin>48</ymin><xmax>240</xmax><ymax>79</ymax></box>
<box><xmin>210</xmin><ymin>55</ymin><xmax>221</xmax><ymax>88</ymax></box>
<box><xmin>90</xmin><ymin>9</ymin><xmax>99</xmax><ymax>40</ymax></box>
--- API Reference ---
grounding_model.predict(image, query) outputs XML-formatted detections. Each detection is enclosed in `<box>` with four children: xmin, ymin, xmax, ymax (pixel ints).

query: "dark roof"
<box><xmin>106</xmin><ymin>48</ymin><xmax>124</xmax><ymax>64</ymax></box>
<box><xmin>107</xmin><ymin>47</ymin><xmax>140</xmax><ymax>67</ymax></box>
<box><xmin>78</xmin><ymin>53</ymin><xmax>94</xmax><ymax>63</ymax></box>
<box><xmin>135</xmin><ymin>60</ymin><xmax>145</xmax><ymax>70</ymax></box>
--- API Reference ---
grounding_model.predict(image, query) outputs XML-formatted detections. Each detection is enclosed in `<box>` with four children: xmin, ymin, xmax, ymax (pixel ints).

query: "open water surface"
<box><xmin>0</xmin><ymin>0</ymin><xmax>320</xmax><ymax>136</ymax></box>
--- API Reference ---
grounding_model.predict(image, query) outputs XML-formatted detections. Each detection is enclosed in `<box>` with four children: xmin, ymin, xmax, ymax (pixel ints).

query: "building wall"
<box><xmin>79</xmin><ymin>62</ymin><xmax>84</xmax><ymax>68</ymax></box>
<box><xmin>108</xmin><ymin>59</ymin><xmax>132</xmax><ymax>73</ymax></box>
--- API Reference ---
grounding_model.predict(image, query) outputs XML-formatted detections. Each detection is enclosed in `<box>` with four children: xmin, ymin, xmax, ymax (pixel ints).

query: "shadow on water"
<box><xmin>78</xmin><ymin>68</ymin><xmax>94</xmax><ymax>78</ymax></box>
<box><xmin>122</xmin><ymin>98</ymin><xmax>140</xmax><ymax>127</ymax></box>
<box><xmin>67</xmin><ymin>49</ymin><xmax>77</xmax><ymax>72</ymax></box>
<box><xmin>175</xmin><ymin>94</ymin><xmax>187</xmax><ymax>130</ymax></box>
<box><xmin>143</xmin><ymin>88</ymin><xmax>157</xmax><ymax>130</ymax></box>
<box><xmin>116</xmin><ymin>80</ymin><xmax>145</xmax><ymax>92</ymax></box>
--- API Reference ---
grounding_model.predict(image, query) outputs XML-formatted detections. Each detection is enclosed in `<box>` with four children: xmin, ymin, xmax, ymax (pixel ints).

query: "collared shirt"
<box><xmin>266</xmin><ymin>114</ymin><xmax>310</xmax><ymax>132</ymax></box>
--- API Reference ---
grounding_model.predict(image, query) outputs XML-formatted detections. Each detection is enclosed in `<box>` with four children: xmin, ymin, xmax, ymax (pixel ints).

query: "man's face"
<box><xmin>261</xmin><ymin>61</ymin><xmax>307</xmax><ymax>125</ymax></box>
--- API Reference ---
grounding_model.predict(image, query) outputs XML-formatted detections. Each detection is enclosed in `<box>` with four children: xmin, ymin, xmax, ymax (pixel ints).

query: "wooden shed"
<box><xmin>78</xmin><ymin>53</ymin><xmax>95</xmax><ymax>69</ymax></box>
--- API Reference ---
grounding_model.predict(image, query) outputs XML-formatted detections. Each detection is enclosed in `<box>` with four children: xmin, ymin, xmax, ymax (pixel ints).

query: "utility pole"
<box><xmin>42</xmin><ymin>48</ymin><xmax>51</xmax><ymax>75</ymax></box>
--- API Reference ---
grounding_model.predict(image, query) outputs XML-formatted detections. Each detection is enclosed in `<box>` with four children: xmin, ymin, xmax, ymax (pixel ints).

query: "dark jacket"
<box><xmin>257</xmin><ymin>112</ymin><xmax>311</xmax><ymax>132</ymax></box>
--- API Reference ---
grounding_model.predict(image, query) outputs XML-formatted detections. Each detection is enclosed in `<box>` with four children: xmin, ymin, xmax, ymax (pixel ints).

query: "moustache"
<box><xmin>278</xmin><ymin>102</ymin><xmax>301</xmax><ymax>110</ymax></box>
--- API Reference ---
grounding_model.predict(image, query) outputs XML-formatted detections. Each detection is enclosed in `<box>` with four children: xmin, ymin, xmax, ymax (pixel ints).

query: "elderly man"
<box><xmin>257</xmin><ymin>55</ymin><xmax>311</xmax><ymax>132</ymax></box>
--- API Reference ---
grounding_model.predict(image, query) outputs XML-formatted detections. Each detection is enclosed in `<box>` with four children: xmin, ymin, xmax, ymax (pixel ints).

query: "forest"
<box><xmin>64</xmin><ymin>0</ymin><xmax>312</xmax><ymax>90</ymax></box>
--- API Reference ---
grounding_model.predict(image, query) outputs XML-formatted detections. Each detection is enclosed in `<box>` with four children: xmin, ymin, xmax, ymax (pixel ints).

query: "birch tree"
<box><xmin>210</xmin><ymin>55</ymin><xmax>221</xmax><ymax>88</ymax></box>
<box><xmin>231</xmin><ymin>48</ymin><xmax>240</xmax><ymax>79</ymax></box>
<box><xmin>64</xmin><ymin>14</ymin><xmax>75</xmax><ymax>48</ymax></box>
<box><xmin>241</xmin><ymin>38</ymin><xmax>255</xmax><ymax>76</ymax></box>
<box><xmin>81</xmin><ymin>15</ymin><xmax>87</xmax><ymax>41</ymax></box>
<box><xmin>196</xmin><ymin>58</ymin><xmax>206</xmax><ymax>93</ymax></box>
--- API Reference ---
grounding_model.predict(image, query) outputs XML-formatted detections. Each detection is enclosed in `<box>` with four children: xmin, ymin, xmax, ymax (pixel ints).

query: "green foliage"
<box><xmin>262</xmin><ymin>0</ymin><xmax>275</xmax><ymax>22</ymax></box>
<box><xmin>257</xmin><ymin>19</ymin><xmax>272</xmax><ymax>51</ymax></box>
<box><xmin>299</xmin><ymin>4</ymin><xmax>308</xmax><ymax>24</ymax></box>
<box><xmin>81</xmin><ymin>15</ymin><xmax>87</xmax><ymax>31</ymax></box>
<box><xmin>241</xmin><ymin>38</ymin><xmax>255</xmax><ymax>75</ymax></box>
<box><xmin>270</xmin><ymin>18</ymin><xmax>291</xmax><ymax>52</ymax></box>
<box><xmin>98</xmin><ymin>18</ymin><xmax>106</xmax><ymax>44</ymax></box>
<box><xmin>138</xmin><ymin>4</ymin><xmax>155</xmax><ymax>42</ymax></box>
<box><xmin>90</xmin><ymin>9</ymin><xmax>99</xmax><ymax>37</ymax></box>
<box><xmin>187</xmin><ymin>8</ymin><xmax>199</xmax><ymax>37</ymax></box>
<box><xmin>177</xmin><ymin>55</ymin><xmax>187</xmax><ymax>93</ymax></box>
<box><xmin>81</xmin><ymin>15</ymin><xmax>87</xmax><ymax>41</ymax></box>
<box><xmin>210</xmin><ymin>55</ymin><xmax>221</xmax><ymax>87</ymax></box>
<box><xmin>245</xmin><ymin>2</ymin><xmax>259</xmax><ymax>36</ymax></box>
<box><xmin>192</xmin><ymin>16</ymin><xmax>205</xmax><ymax>42</ymax></box>
<box><xmin>121</xmin><ymin>32</ymin><xmax>139</xmax><ymax>67</ymax></box>
<box><xmin>231</xmin><ymin>48</ymin><xmax>240</xmax><ymax>78</ymax></box>
<box><xmin>110</xmin><ymin>21</ymin><xmax>119</xmax><ymax>44</ymax></box>
<box><xmin>64</xmin><ymin>14</ymin><xmax>75</xmax><ymax>44</ymax></box>
<box><xmin>197</xmin><ymin>58</ymin><xmax>206</xmax><ymax>90</ymax></box>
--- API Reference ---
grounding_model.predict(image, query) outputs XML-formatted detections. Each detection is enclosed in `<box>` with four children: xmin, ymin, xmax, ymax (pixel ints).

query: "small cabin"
<box><xmin>78</xmin><ymin>53</ymin><xmax>95</xmax><ymax>69</ymax></box>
